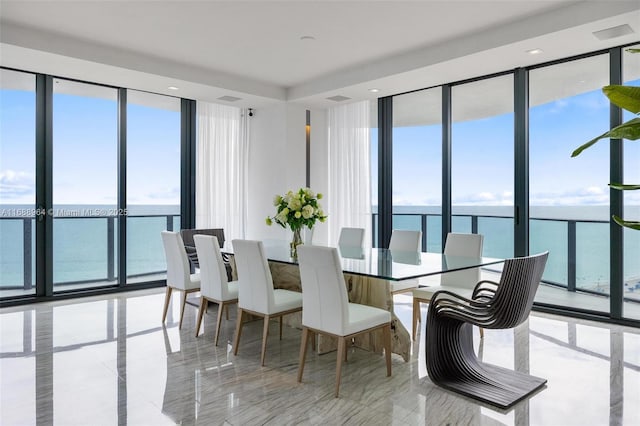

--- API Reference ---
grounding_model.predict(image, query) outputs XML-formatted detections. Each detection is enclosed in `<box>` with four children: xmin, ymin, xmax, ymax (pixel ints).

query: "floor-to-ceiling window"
<box><xmin>52</xmin><ymin>79</ymin><xmax>119</xmax><ymax>292</ymax></box>
<box><xmin>392</xmin><ymin>89</ymin><xmax>442</xmax><ymax>252</ymax></box>
<box><xmin>0</xmin><ymin>68</ymin><xmax>190</xmax><ymax>304</ymax></box>
<box><xmin>0</xmin><ymin>69</ymin><xmax>36</xmax><ymax>298</ymax></box>
<box><xmin>126</xmin><ymin>90</ymin><xmax>181</xmax><ymax>284</ymax></box>
<box><xmin>452</xmin><ymin>75</ymin><xmax>514</xmax><ymax>259</ymax></box>
<box><xmin>529</xmin><ymin>54</ymin><xmax>611</xmax><ymax>314</ymax></box>
<box><xmin>622</xmin><ymin>45</ymin><xmax>640</xmax><ymax>321</ymax></box>
<box><xmin>376</xmin><ymin>44</ymin><xmax>638</xmax><ymax>324</ymax></box>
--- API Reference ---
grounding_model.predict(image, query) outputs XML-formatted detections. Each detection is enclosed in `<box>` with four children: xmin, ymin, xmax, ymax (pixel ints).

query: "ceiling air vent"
<box><xmin>326</xmin><ymin>95</ymin><xmax>351</xmax><ymax>102</ymax></box>
<box><xmin>592</xmin><ymin>24</ymin><xmax>634</xmax><ymax>41</ymax></box>
<box><xmin>217</xmin><ymin>95</ymin><xmax>242</xmax><ymax>102</ymax></box>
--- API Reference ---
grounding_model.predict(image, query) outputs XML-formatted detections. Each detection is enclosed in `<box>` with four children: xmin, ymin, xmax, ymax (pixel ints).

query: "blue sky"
<box><xmin>379</xmin><ymin>83</ymin><xmax>639</xmax><ymax>208</ymax></box>
<box><xmin>0</xmin><ymin>89</ymin><xmax>180</xmax><ymax>206</ymax></box>
<box><xmin>1</xmin><ymin>79</ymin><xmax>638</xmax><ymax>209</ymax></box>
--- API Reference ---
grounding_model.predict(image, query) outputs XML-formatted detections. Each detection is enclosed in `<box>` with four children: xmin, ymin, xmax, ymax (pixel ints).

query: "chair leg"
<box><xmin>178</xmin><ymin>290</ymin><xmax>187</xmax><ymax>330</ymax></box>
<box><xmin>195</xmin><ymin>297</ymin><xmax>207</xmax><ymax>337</ymax></box>
<box><xmin>412</xmin><ymin>297</ymin><xmax>420</xmax><ymax>341</ymax></box>
<box><xmin>311</xmin><ymin>330</ymin><xmax>316</xmax><ymax>352</ymax></box>
<box><xmin>225</xmin><ymin>305</ymin><xmax>230</xmax><ymax>320</ymax></box>
<box><xmin>261</xmin><ymin>315</ymin><xmax>270</xmax><ymax>367</ymax></box>
<box><xmin>279</xmin><ymin>316</ymin><xmax>283</xmax><ymax>340</ymax></box>
<box><xmin>162</xmin><ymin>286</ymin><xmax>173</xmax><ymax>324</ymax></box>
<box><xmin>383</xmin><ymin>324</ymin><xmax>392</xmax><ymax>377</ymax></box>
<box><xmin>335</xmin><ymin>337</ymin><xmax>346</xmax><ymax>398</ymax></box>
<box><xmin>233</xmin><ymin>308</ymin><xmax>245</xmax><ymax>356</ymax></box>
<box><xmin>297</xmin><ymin>327</ymin><xmax>310</xmax><ymax>383</ymax></box>
<box><xmin>214</xmin><ymin>301</ymin><xmax>225</xmax><ymax>346</ymax></box>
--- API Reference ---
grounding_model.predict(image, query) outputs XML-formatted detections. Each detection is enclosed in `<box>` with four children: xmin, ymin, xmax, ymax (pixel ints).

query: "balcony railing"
<box><xmin>1</xmin><ymin>213</ymin><xmax>637</xmax><ymax>303</ymax></box>
<box><xmin>373</xmin><ymin>212</ymin><xmax>638</xmax><ymax>302</ymax></box>
<box><xmin>0</xmin><ymin>214</ymin><xmax>180</xmax><ymax>290</ymax></box>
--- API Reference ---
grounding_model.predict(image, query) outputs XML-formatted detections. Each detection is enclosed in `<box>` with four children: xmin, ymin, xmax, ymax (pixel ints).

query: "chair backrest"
<box><xmin>441</xmin><ymin>233</ymin><xmax>484</xmax><ymax>288</ymax></box>
<box><xmin>161</xmin><ymin>231</ymin><xmax>191</xmax><ymax>290</ymax></box>
<box><xmin>389</xmin><ymin>229</ymin><xmax>422</xmax><ymax>252</ymax></box>
<box><xmin>194</xmin><ymin>235</ymin><xmax>231</xmax><ymax>300</ymax></box>
<box><xmin>338</xmin><ymin>227</ymin><xmax>365</xmax><ymax>248</ymax></box>
<box><xmin>491</xmin><ymin>251</ymin><xmax>549</xmax><ymax>328</ymax></box>
<box><xmin>232</xmin><ymin>239</ymin><xmax>275</xmax><ymax>313</ymax></box>
<box><xmin>181</xmin><ymin>228</ymin><xmax>225</xmax><ymax>248</ymax></box>
<box><xmin>297</xmin><ymin>245</ymin><xmax>349</xmax><ymax>336</ymax></box>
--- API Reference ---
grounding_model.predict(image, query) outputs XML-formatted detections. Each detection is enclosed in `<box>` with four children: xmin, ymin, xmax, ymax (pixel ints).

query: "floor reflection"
<box><xmin>0</xmin><ymin>288</ymin><xmax>638</xmax><ymax>425</ymax></box>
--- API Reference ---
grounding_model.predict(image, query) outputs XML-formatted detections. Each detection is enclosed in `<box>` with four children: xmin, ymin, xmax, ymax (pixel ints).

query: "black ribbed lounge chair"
<box><xmin>425</xmin><ymin>251</ymin><xmax>549</xmax><ymax>409</ymax></box>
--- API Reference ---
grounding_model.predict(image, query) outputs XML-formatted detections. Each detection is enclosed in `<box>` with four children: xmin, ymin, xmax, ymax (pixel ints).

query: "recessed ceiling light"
<box><xmin>369</xmin><ymin>88</ymin><xmax>380</xmax><ymax>93</ymax></box>
<box><xmin>526</xmin><ymin>48</ymin><xmax>543</xmax><ymax>55</ymax></box>
<box><xmin>300</xmin><ymin>35</ymin><xmax>316</xmax><ymax>41</ymax></box>
<box><xmin>168</xmin><ymin>86</ymin><xmax>179</xmax><ymax>90</ymax></box>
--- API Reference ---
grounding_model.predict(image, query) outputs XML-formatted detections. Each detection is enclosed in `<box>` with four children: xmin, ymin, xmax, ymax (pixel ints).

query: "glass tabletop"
<box><xmin>224</xmin><ymin>240</ymin><xmax>504</xmax><ymax>281</ymax></box>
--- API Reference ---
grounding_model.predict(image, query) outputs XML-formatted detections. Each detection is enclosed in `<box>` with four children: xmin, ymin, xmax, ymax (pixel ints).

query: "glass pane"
<box><xmin>52</xmin><ymin>79</ymin><xmax>118</xmax><ymax>291</ymax></box>
<box><xmin>0</xmin><ymin>69</ymin><xmax>36</xmax><ymax>297</ymax></box>
<box><xmin>452</xmin><ymin>75</ymin><xmax>514</xmax><ymax>257</ymax></box>
<box><xmin>126</xmin><ymin>90</ymin><xmax>181</xmax><ymax>284</ymax></box>
<box><xmin>622</xmin><ymin>45</ymin><xmax>640</xmax><ymax>320</ymax></box>
<box><xmin>529</xmin><ymin>54</ymin><xmax>610</xmax><ymax>313</ymax></box>
<box><xmin>392</xmin><ymin>88</ymin><xmax>441</xmax><ymax>252</ymax></box>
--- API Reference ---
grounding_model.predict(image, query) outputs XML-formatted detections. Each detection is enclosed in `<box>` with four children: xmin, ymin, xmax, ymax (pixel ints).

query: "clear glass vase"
<box><xmin>290</xmin><ymin>228</ymin><xmax>303</xmax><ymax>258</ymax></box>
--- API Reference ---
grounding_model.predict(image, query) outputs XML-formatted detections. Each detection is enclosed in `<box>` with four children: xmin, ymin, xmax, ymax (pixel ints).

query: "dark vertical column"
<box><xmin>568</xmin><ymin>221</ymin><xmax>577</xmax><ymax>292</ymax></box>
<box><xmin>442</xmin><ymin>85</ymin><xmax>452</xmax><ymax>251</ymax></box>
<box><xmin>117</xmin><ymin>89</ymin><xmax>127</xmax><ymax>286</ymax></box>
<box><xmin>181</xmin><ymin>99</ymin><xmax>197</xmax><ymax>230</ymax></box>
<box><xmin>306</xmin><ymin>110</ymin><xmax>311</xmax><ymax>187</ymax></box>
<box><xmin>514</xmin><ymin>68</ymin><xmax>529</xmax><ymax>257</ymax></box>
<box><xmin>610</xmin><ymin>48</ymin><xmax>623</xmax><ymax>320</ymax></box>
<box><xmin>378</xmin><ymin>97</ymin><xmax>393</xmax><ymax>248</ymax></box>
<box><xmin>35</xmin><ymin>74</ymin><xmax>53</xmax><ymax>297</ymax></box>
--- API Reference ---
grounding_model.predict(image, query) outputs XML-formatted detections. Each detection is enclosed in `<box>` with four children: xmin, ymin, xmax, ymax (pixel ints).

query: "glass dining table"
<box><xmin>220</xmin><ymin>240</ymin><xmax>504</xmax><ymax>361</ymax></box>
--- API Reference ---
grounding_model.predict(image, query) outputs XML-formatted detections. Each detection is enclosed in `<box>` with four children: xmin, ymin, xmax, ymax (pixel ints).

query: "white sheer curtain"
<box><xmin>328</xmin><ymin>100</ymin><xmax>372</xmax><ymax>247</ymax></box>
<box><xmin>196</xmin><ymin>102</ymin><xmax>250</xmax><ymax>241</ymax></box>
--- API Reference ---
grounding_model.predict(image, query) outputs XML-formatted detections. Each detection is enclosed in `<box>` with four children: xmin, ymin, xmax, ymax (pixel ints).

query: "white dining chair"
<box><xmin>388</xmin><ymin>229</ymin><xmax>422</xmax><ymax>295</ymax></box>
<box><xmin>412</xmin><ymin>232</ymin><xmax>484</xmax><ymax>340</ymax></box>
<box><xmin>296</xmin><ymin>245</ymin><xmax>392</xmax><ymax>398</ymax></box>
<box><xmin>231</xmin><ymin>239</ymin><xmax>303</xmax><ymax>366</ymax></box>
<box><xmin>161</xmin><ymin>231</ymin><xmax>201</xmax><ymax>329</ymax></box>
<box><xmin>193</xmin><ymin>234</ymin><xmax>239</xmax><ymax>345</ymax></box>
<box><xmin>338</xmin><ymin>227</ymin><xmax>365</xmax><ymax>248</ymax></box>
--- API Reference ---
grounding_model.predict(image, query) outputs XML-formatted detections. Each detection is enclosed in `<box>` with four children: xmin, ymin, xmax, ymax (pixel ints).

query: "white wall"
<box><xmin>246</xmin><ymin>102</ymin><xmax>329</xmax><ymax>243</ymax></box>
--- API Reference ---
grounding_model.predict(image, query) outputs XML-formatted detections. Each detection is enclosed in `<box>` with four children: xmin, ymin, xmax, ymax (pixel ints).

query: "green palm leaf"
<box><xmin>612</xmin><ymin>215</ymin><xmax>640</xmax><ymax>231</ymax></box>
<box><xmin>602</xmin><ymin>85</ymin><xmax>640</xmax><ymax>114</ymax></box>
<box><xmin>609</xmin><ymin>183</ymin><xmax>640</xmax><ymax>190</ymax></box>
<box><xmin>572</xmin><ymin>118</ymin><xmax>640</xmax><ymax>157</ymax></box>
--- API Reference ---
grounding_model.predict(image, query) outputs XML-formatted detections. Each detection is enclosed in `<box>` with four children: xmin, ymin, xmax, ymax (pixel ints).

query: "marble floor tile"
<box><xmin>1</xmin><ymin>287</ymin><xmax>639</xmax><ymax>425</ymax></box>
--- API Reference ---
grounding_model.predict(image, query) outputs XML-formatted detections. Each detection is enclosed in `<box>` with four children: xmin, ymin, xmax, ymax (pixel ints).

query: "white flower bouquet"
<box><xmin>265</xmin><ymin>187</ymin><xmax>327</xmax><ymax>232</ymax></box>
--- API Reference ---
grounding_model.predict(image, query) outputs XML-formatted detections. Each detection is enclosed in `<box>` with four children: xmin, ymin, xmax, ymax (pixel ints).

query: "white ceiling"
<box><xmin>0</xmin><ymin>0</ymin><xmax>639</xmax><ymax>109</ymax></box>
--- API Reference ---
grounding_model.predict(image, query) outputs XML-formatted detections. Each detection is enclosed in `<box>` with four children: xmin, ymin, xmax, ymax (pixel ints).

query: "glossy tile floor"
<box><xmin>1</xmin><ymin>288</ymin><xmax>639</xmax><ymax>425</ymax></box>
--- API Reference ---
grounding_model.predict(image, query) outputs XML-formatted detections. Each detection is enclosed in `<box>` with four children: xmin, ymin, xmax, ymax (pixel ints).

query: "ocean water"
<box><xmin>1</xmin><ymin>204</ymin><xmax>638</xmax><ymax>299</ymax></box>
<box><xmin>388</xmin><ymin>205</ymin><xmax>640</xmax><ymax>298</ymax></box>
<box><xmin>0</xmin><ymin>205</ymin><xmax>179</xmax><ymax>287</ymax></box>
